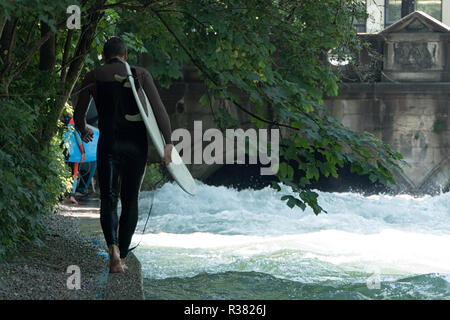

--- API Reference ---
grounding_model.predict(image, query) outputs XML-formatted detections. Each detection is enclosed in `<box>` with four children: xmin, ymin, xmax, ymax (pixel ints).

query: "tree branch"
<box><xmin>0</xmin><ymin>14</ymin><xmax>6</xmax><ymax>37</ymax></box>
<box><xmin>151</xmin><ymin>8</ymin><xmax>216</xmax><ymax>82</ymax></box>
<box><xmin>155</xmin><ymin>8</ymin><xmax>208</xmax><ymax>28</ymax></box>
<box><xmin>39</xmin><ymin>22</ymin><xmax>57</xmax><ymax>70</ymax></box>
<box><xmin>24</xmin><ymin>18</ymin><xmax>38</xmax><ymax>48</ymax></box>
<box><xmin>0</xmin><ymin>17</ymin><xmax>19</xmax><ymax>94</ymax></box>
<box><xmin>60</xmin><ymin>29</ymin><xmax>74</xmax><ymax>84</ymax></box>
<box><xmin>63</xmin><ymin>11</ymin><xmax>104</xmax><ymax>100</ymax></box>
<box><xmin>7</xmin><ymin>19</ymin><xmax>67</xmax><ymax>86</ymax></box>
<box><xmin>40</xmin><ymin>6</ymin><xmax>106</xmax><ymax>148</ymax></box>
<box><xmin>9</xmin><ymin>30</ymin><xmax>52</xmax><ymax>78</ymax></box>
<box><xmin>151</xmin><ymin>7</ymin><xmax>302</xmax><ymax>132</ymax></box>
<box><xmin>0</xmin><ymin>17</ymin><xmax>18</xmax><ymax>71</ymax></box>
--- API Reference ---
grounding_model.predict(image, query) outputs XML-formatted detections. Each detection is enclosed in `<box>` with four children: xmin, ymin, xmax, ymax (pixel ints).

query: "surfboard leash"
<box><xmin>128</xmin><ymin>165</ymin><xmax>171</xmax><ymax>253</ymax></box>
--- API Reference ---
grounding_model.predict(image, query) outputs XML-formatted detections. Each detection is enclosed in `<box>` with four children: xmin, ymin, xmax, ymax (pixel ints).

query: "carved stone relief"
<box><xmin>393</xmin><ymin>41</ymin><xmax>439</xmax><ymax>70</ymax></box>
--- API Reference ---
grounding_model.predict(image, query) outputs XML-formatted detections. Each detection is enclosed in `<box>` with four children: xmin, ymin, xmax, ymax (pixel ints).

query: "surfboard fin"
<box><xmin>114</xmin><ymin>74</ymin><xmax>143</xmax><ymax>121</ymax></box>
<box><xmin>125</xmin><ymin>113</ymin><xmax>143</xmax><ymax>121</ymax></box>
<box><xmin>114</xmin><ymin>74</ymin><xmax>131</xmax><ymax>88</ymax></box>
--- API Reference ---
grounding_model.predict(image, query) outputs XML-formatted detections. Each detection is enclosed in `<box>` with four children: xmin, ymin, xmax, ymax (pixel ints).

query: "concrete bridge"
<box><xmin>155</xmin><ymin>11</ymin><xmax>450</xmax><ymax>193</ymax></box>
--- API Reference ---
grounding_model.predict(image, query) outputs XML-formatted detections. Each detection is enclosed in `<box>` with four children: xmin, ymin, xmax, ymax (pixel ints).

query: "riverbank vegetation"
<box><xmin>0</xmin><ymin>0</ymin><xmax>404</xmax><ymax>257</ymax></box>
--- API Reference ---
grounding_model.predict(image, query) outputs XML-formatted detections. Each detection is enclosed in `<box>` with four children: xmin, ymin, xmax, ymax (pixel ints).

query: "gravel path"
<box><xmin>0</xmin><ymin>205</ymin><xmax>109</xmax><ymax>300</ymax></box>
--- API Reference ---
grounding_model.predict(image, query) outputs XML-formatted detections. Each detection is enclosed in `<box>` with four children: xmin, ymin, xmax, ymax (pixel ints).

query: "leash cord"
<box><xmin>128</xmin><ymin>167</ymin><xmax>169</xmax><ymax>252</ymax></box>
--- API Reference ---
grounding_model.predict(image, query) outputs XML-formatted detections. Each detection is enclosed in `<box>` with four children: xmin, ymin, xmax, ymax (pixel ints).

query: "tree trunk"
<box><xmin>0</xmin><ymin>17</ymin><xmax>19</xmax><ymax>95</ymax></box>
<box><xmin>62</xmin><ymin>10</ymin><xmax>104</xmax><ymax>105</ymax></box>
<box><xmin>39</xmin><ymin>8</ymin><xmax>105</xmax><ymax>149</ymax></box>
<box><xmin>401</xmin><ymin>0</ymin><xmax>415</xmax><ymax>18</ymax></box>
<box><xmin>60</xmin><ymin>29</ymin><xmax>73</xmax><ymax>84</ymax></box>
<box><xmin>0</xmin><ymin>14</ymin><xmax>6</xmax><ymax>38</ymax></box>
<box><xmin>39</xmin><ymin>23</ymin><xmax>56</xmax><ymax>70</ymax></box>
<box><xmin>0</xmin><ymin>18</ymin><xmax>18</xmax><ymax>67</ymax></box>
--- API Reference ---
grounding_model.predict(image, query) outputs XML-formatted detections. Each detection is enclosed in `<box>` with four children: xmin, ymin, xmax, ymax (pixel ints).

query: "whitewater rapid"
<box><xmin>129</xmin><ymin>182</ymin><xmax>450</xmax><ymax>298</ymax></box>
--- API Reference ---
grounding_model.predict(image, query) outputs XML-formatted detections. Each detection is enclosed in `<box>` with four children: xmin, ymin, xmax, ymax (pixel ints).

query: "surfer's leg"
<box><xmin>98</xmin><ymin>154</ymin><xmax>124</xmax><ymax>273</ymax></box>
<box><xmin>98</xmin><ymin>154</ymin><xmax>121</xmax><ymax>249</ymax></box>
<box><xmin>117</xmin><ymin>154</ymin><xmax>147</xmax><ymax>259</ymax></box>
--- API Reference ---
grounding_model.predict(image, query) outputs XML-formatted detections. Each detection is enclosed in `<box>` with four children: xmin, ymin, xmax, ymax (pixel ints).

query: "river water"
<box><xmin>131</xmin><ymin>182</ymin><xmax>450</xmax><ymax>299</ymax></box>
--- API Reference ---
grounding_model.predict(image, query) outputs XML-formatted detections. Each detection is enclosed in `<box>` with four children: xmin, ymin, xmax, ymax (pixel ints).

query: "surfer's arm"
<box><xmin>74</xmin><ymin>71</ymin><xmax>95</xmax><ymax>142</ymax></box>
<box><xmin>140</xmin><ymin>69</ymin><xmax>172</xmax><ymax>144</ymax></box>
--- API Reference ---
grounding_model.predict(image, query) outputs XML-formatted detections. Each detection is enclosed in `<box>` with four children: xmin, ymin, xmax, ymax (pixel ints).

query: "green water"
<box><xmin>143</xmin><ymin>271</ymin><xmax>449</xmax><ymax>300</ymax></box>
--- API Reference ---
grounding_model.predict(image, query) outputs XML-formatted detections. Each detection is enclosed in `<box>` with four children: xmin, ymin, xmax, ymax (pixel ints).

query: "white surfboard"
<box><xmin>124</xmin><ymin>62</ymin><xmax>197</xmax><ymax>196</ymax></box>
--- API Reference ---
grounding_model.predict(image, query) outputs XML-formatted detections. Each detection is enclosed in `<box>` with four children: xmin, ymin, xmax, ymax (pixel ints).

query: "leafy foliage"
<box><xmin>118</xmin><ymin>0</ymin><xmax>404</xmax><ymax>214</ymax></box>
<box><xmin>0</xmin><ymin>0</ymin><xmax>405</xmax><ymax>257</ymax></box>
<box><xmin>0</xmin><ymin>98</ymin><xmax>71</xmax><ymax>257</ymax></box>
<box><xmin>82</xmin><ymin>1</ymin><xmax>403</xmax><ymax>215</ymax></box>
<box><xmin>141</xmin><ymin>163</ymin><xmax>170</xmax><ymax>191</ymax></box>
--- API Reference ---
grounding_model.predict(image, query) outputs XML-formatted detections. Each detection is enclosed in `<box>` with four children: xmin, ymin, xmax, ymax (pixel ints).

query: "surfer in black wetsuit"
<box><xmin>74</xmin><ymin>37</ymin><xmax>173</xmax><ymax>273</ymax></box>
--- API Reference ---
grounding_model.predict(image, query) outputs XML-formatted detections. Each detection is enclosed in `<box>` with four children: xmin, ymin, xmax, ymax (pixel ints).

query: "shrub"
<box><xmin>140</xmin><ymin>163</ymin><xmax>170</xmax><ymax>191</ymax></box>
<box><xmin>0</xmin><ymin>97</ymin><xmax>71</xmax><ymax>258</ymax></box>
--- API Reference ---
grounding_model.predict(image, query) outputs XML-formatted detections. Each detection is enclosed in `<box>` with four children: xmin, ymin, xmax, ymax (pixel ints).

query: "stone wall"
<box><xmin>157</xmin><ymin>65</ymin><xmax>266</xmax><ymax>180</ymax></box>
<box><xmin>324</xmin><ymin>82</ymin><xmax>450</xmax><ymax>193</ymax></box>
<box><xmin>323</xmin><ymin>12</ymin><xmax>450</xmax><ymax>193</ymax></box>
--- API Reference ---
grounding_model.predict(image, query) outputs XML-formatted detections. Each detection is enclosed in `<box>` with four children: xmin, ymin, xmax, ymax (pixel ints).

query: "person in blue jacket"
<box><xmin>66</xmin><ymin>117</ymin><xmax>86</xmax><ymax>204</ymax></box>
<box><xmin>75</xmin><ymin>99</ymin><xmax>99</xmax><ymax>200</ymax></box>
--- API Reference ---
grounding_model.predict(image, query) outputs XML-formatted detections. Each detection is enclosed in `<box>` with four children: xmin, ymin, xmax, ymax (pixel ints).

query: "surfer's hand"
<box><xmin>162</xmin><ymin>144</ymin><xmax>173</xmax><ymax>165</ymax></box>
<box><xmin>81</xmin><ymin>153</ymin><xmax>86</xmax><ymax>163</ymax></box>
<box><xmin>81</xmin><ymin>128</ymin><xmax>94</xmax><ymax>143</ymax></box>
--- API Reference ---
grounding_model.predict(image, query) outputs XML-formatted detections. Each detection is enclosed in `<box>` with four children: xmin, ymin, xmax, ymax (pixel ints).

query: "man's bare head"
<box><xmin>102</xmin><ymin>37</ymin><xmax>127</xmax><ymax>62</ymax></box>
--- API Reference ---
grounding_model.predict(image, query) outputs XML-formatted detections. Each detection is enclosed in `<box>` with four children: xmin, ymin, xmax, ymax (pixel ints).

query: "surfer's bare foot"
<box><xmin>120</xmin><ymin>258</ymin><xmax>128</xmax><ymax>271</ymax></box>
<box><xmin>108</xmin><ymin>245</ymin><xmax>124</xmax><ymax>273</ymax></box>
<box><xmin>64</xmin><ymin>195</ymin><xmax>78</xmax><ymax>204</ymax></box>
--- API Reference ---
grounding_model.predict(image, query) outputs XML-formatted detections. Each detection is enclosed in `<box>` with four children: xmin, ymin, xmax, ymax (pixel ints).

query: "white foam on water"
<box><xmin>132</xmin><ymin>182</ymin><xmax>450</xmax><ymax>284</ymax></box>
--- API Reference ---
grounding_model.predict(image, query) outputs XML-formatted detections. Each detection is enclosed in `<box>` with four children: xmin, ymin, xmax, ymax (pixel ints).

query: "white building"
<box><xmin>358</xmin><ymin>0</ymin><xmax>450</xmax><ymax>33</ymax></box>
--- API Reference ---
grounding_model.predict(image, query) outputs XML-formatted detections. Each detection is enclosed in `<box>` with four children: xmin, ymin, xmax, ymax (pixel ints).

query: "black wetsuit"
<box><xmin>74</xmin><ymin>58</ymin><xmax>172</xmax><ymax>258</ymax></box>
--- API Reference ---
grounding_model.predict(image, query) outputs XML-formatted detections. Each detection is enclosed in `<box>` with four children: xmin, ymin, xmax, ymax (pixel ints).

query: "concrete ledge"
<box><xmin>106</xmin><ymin>253</ymin><xmax>144</xmax><ymax>300</ymax></box>
<box><xmin>329</xmin><ymin>82</ymin><xmax>450</xmax><ymax>99</ymax></box>
<box><xmin>68</xmin><ymin>200</ymin><xmax>145</xmax><ymax>300</ymax></box>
